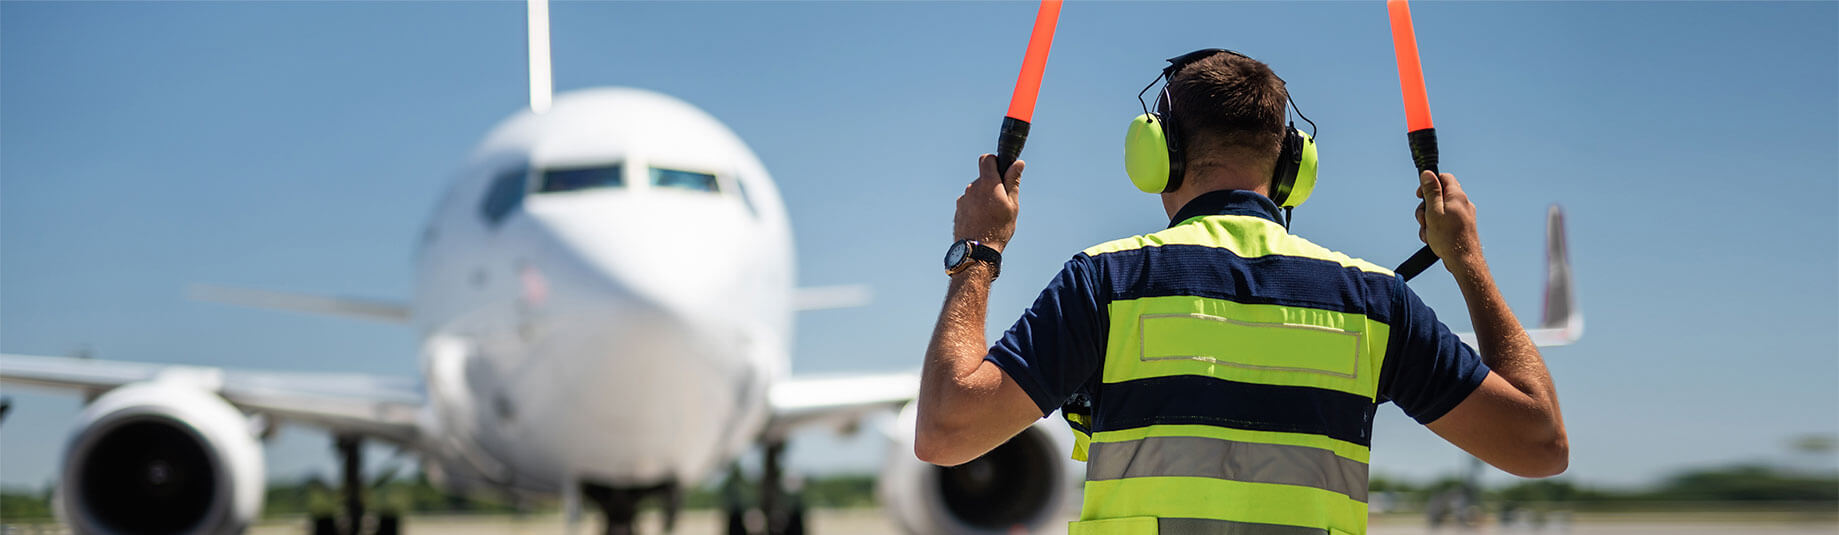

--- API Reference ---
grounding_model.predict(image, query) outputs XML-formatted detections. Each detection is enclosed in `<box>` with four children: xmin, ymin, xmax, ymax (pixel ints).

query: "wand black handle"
<box><xmin>1396</xmin><ymin>128</ymin><xmax>1440</xmax><ymax>281</ymax></box>
<box><xmin>995</xmin><ymin>116</ymin><xmax>1031</xmax><ymax>177</ymax></box>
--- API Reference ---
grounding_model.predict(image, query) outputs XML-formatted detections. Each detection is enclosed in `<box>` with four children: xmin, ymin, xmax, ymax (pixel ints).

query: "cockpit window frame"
<box><xmin>478</xmin><ymin>164</ymin><xmax>531</xmax><ymax>228</ymax></box>
<box><xmin>647</xmin><ymin>166</ymin><xmax>723</xmax><ymax>194</ymax></box>
<box><xmin>727</xmin><ymin>171</ymin><xmax>762</xmax><ymax>218</ymax></box>
<box><xmin>536</xmin><ymin>163</ymin><xmax>627</xmax><ymax>195</ymax></box>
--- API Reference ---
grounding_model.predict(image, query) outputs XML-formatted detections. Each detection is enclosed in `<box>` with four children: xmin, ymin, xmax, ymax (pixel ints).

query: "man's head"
<box><xmin>1160</xmin><ymin>51</ymin><xmax>1290</xmax><ymax>198</ymax></box>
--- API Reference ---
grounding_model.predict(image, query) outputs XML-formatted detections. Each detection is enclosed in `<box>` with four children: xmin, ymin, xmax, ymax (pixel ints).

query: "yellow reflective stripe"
<box><xmin>1068</xmin><ymin>517</ymin><xmax>1334</xmax><ymax>535</ymax></box>
<box><xmin>1158</xmin><ymin>518</ymin><xmax>1333</xmax><ymax>535</ymax></box>
<box><xmin>1081</xmin><ymin>215</ymin><xmax>1392</xmax><ymax>276</ymax></box>
<box><xmin>1091</xmin><ymin>424</ymin><xmax>1369</xmax><ymax>464</ymax></box>
<box><xmin>1081</xmin><ymin>477</ymin><xmax>1367</xmax><ymax>534</ymax></box>
<box><xmin>1067</xmin><ymin>516</ymin><xmax>1159</xmax><ymax>535</ymax></box>
<box><xmin>1066</xmin><ymin>410</ymin><xmax>1093</xmax><ymax>461</ymax></box>
<box><xmin>1103</xmin><ymin>296</ymin><xmax>1387</xmax><ymax>398</ymax></box>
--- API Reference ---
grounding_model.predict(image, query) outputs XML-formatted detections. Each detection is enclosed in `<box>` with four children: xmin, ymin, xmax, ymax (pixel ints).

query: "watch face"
<box><xmin>944</xmin><ymin>240</ymin><xmax>968</xmax><ymax>270</ymax></box>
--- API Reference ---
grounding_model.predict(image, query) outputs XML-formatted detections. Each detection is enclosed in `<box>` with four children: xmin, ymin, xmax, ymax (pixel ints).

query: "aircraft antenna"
<box><xmin>528</xmin><ymin>0</ymin><xmax>553</xmax><ymax>113</ymax></box>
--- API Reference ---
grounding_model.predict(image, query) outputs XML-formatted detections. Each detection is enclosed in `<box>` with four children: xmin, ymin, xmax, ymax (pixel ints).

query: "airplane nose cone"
<box><xmin>523</xmin><ymin>192</ymin><xmax>762</xmax><ymax>317</ymax></box>
<box><xmin>508</xmin><ymin>192</ymin><xmax>785</xmax><ymax>482</ymax></box>
<box><xmin>517</xmin><ymin>292</ymin><xmax>760</xmax><ymax>484</ymax></box>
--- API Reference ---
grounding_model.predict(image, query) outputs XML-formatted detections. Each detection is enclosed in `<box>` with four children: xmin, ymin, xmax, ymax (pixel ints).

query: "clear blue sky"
<box><xmin>3</xmin><ymin>1</ymin><xmax>1835</xmax><ymax>491</ymax></box>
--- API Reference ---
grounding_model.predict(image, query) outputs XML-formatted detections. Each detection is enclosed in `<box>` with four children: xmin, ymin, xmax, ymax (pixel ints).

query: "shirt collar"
<box><xmin>1167</xmin><ymin>189</ymin><xmax>1285</xmax><ymax>228</ymax></box>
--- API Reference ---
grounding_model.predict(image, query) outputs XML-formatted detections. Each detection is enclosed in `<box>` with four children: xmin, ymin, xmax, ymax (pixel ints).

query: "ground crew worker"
<box><xmin>916</xmin><ymin>49</ymin><xmax>1567</xmax><ymax>534</ymax></box>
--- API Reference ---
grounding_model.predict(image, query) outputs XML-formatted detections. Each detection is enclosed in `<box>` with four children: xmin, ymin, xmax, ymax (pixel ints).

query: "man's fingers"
<box><xmin>1438</xmin><ymin>172</ymin><xmax>1464</xmax><ymax>201</ymax></box>
<box><xmin>1416</xmin><ymin>202</ymin><xmax>1426</xmax><ymax>227</ymax></box>
<box><xmin>1420</xmin><ymin>170</ymin><xmax>1445</xmax><ymax>215</ymax></box>
<box><xmin>1002</xmin><ymin>159</ymin><xmax>1024</xmax><ymax>198</ymax></box>
<box><xmin>977</xmin><ymin>154</ymin><xmax>1000</xmax><ymax>185</ymax></box>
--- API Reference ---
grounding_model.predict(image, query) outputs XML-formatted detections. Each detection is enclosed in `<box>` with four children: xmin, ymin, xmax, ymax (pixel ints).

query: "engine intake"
<box><xmin>880</xmin><ymin>402</ymin><xmax>1071</xmax><ymax>534</ymax></box>
<box><xmin>77</xmin><ymin>417</ymin><xmax>220</xmax><ymax>532</ymax></box>
<box><xmin>59</xmin><ymin>381</ymin><xmax>264</xmax><ymax>535</ymax></box>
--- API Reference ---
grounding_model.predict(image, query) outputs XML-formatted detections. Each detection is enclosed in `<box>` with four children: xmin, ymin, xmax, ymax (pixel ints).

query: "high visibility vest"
<box><xmin>1065</xmin><ymin>212</ymin><xmax>1395</xmax><ymax>535</ymax></box>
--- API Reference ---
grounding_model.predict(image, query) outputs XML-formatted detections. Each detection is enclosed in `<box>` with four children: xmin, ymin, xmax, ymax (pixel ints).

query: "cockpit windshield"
<box><xmin>650</xmin><ymin>168</ymin><xmax>719</xmax><ymax>193</ymax></box>
<box><xmin>538</xmin><ymin>165</ymin><xmax>623</xmax><ymax>194</ymax></box>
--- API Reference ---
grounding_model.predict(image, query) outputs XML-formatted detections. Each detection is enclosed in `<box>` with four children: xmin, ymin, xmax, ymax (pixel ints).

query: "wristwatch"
<box><xmin>944</xmin><ymin>239</ymin><xmax>1002</xmax><ymax>278</ymax></box>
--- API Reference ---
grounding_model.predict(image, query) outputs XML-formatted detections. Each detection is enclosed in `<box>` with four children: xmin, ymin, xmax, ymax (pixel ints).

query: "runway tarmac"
<box><xmin>229</xmin><ymin>509</ymin><xmax>1839</xmax><ymax>535</ymax></box>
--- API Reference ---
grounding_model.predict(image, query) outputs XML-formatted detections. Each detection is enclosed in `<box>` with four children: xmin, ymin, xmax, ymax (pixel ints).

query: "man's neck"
<box><xmin>1161</xmin><ymin>167</ymin><xmax>1271</xmax><ymax>219</ymax></box>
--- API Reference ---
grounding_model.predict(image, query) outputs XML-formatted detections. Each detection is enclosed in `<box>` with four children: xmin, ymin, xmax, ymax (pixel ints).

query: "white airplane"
<box><xmin>0</xmin><ymin>3</ymin><xmax>1077</xmax><ymax>534</ymax></box>
<box><xmin>0</xmin><ymin>3</ymin><xmax>1582</xmax><ymax>535</ymax></box>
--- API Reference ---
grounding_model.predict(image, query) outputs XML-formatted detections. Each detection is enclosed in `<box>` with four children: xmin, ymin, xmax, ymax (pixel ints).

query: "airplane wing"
<box><xmin>0</xmin><ymin>353</ymin><xmax>424</xmax><ymax>445</ymax></box>
<box><xmin>188</xmin><ymin>284</ymin><xmax>412</xmax><ymax>324</ymax></box>
<box><xmin>792</xmin><ymin>284</ymin><xmax>874</xmax><ymax>312</ymax></box>
<box><xmin>763</xmin><ymin>371</ymin><xmax>917</xmax><ymax>441</ymax></box>
<box><xmin>1456</xmin><ymin>205</ymin><xmax>1584</xmax><ymax>350</ymax></box>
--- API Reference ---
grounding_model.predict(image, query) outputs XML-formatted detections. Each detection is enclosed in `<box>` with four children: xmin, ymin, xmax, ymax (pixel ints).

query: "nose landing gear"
<box><xmin>722</xmin><ymin>440</ymin><xmax>808</xmax><ymax>535</ymax></box>
<box><xmin>579</xmin><ymin>481</ymin><xmax>681</xmax><ymax>535</ymax></box>
<box><xmin>310</xmin><ymin>435</ymin><xmax>403</xmax><ymax>535</ymax></box>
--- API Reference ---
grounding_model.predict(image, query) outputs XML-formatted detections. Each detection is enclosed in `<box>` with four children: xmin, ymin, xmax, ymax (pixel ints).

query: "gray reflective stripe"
<box><xmin>1158</xmin><ymin>518</ymin><xmax>1330</xmax><ymax>535</ymax></box>
<box><xmin>1087</xmin><ymin>436</ymin><xmax>1369</xmax><ymax>502</ymax></box>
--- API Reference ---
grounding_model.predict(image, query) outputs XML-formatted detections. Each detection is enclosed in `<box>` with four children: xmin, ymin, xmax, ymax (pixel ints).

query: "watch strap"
<box><xmin>963</xmin><ymin>241</ymin><xmax>1002</xmax><ymax>279</ymax></box>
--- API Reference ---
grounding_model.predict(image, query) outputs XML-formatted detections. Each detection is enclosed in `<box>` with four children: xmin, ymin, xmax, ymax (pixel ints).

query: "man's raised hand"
<box><xmin>1415</xmin><ymin>170</ymin><xmax>1483</xmax><ymax>275</ymax></box>
<box><xmin>954</xmin><ymin>154</ymin><xmax>1023</xmax><ymax>252</ymax></box>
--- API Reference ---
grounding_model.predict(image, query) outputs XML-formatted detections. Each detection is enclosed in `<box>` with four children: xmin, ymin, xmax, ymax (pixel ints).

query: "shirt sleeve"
<box><xmin>984</xmin><ymin>253</ymin><xmax>1108</xmax><ymax>417</ymax></box>
<box><xmin>1379</xmin><ymin>276</ymin><xmax>1492</xmax><ymax>424</ymax></box>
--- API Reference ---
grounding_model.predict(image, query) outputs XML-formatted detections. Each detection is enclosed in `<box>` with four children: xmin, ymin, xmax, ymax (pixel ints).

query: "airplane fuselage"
<box><xmin>409</xmin><ymin>88</ymin><xmax>794</xmax><ymax>494</ymax></box>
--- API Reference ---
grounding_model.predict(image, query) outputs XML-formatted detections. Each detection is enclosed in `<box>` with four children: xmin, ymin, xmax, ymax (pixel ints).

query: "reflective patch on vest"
<box><xmin>1086</xmin><ymin>435</ymin><xmax>1370</xmax><ymax>502</ymax></box>
<box><xmin>1103</xmin><ymin>296</ymin><xmax>1388</xmax><ymax>399</ymax></box>
<box><xmin>1139</xmin><ymin>312</ymin><xmax>1362</xmax><ymax>379</ymax></box>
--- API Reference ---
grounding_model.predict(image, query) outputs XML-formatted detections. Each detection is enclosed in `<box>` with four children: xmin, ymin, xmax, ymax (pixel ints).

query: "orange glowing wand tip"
<box><xmin>1388</xmin><ymin>0</ymin><xmax>1433</xmax><ymax>133</ymax></box>
<box><xmin>994</xmin><ymin>0</ymin><xmax>1063</xmax><ymax>176</ymax></box>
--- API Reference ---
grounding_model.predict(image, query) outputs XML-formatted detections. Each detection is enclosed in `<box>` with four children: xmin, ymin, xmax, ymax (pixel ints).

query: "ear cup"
<box><xmin>1285</xmin><ymin>129</ymin><xmax>1318</xmax><ymax>208</ymax></box>
<box><xmin>1269</xmin><ymin>126</ymin><xmax>1319</xmax><ymax>208</ymax></box>
<box><xmin>1124</xmin><ymin>114</ymin><xmax>1172</xmax><ymax>193</ymax></box>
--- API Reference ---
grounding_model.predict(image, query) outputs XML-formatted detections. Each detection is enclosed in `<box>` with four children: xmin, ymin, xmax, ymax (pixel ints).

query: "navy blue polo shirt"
<box><xmin>984</xmin><ymin>190</ymin><xmax>1490</xmax><ymax>426</ymax></box>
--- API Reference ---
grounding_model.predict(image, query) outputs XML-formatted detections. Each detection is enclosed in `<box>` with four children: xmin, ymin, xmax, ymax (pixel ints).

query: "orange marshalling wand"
<box><xmin>1389</xmin><ymin>0</ymin><xmax>1434</xmax><ymax>133</ymax></box>
<box><xmin>1388</xmin><ymin>0</ymin><xmax>1444</xmax><ymax>281</ymax></box>
<box><xmin>994</xmin><ymin>0</ymin><xmax>1063</xmax><ymax>176</ymax></box>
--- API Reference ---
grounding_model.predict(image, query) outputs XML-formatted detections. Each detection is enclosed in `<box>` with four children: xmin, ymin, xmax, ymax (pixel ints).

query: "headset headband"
<box><xmin>1138</xmin><ymin>49</ymin><xmax>1316</xmax><ymax>141</ymax></box>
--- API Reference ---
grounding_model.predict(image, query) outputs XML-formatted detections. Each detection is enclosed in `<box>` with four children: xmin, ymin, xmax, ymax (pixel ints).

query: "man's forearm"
<box><xmin>1451</xmin><ymin>260</ymin><xmax>1561</xmax><ymax>416</ymax></box>
<box><xmin>920</xmin><ymin>265</ymin><xmax>997</xmax><ymax>413</ymax></box>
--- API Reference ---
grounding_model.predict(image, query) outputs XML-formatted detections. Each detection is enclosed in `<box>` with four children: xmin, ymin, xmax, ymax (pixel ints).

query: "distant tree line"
<box><xmin>1370</xmin><ymin>464</ymin><xmax>1837</xmax><ymax>512</ymax></box>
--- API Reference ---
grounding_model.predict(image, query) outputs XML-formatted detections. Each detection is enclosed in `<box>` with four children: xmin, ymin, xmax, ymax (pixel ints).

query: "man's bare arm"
<box><xmin>915</xmin><ymin>263</ymin><xmax>1042</xmax><ymax>466</ymax></box>
<box><xmin>914</xmin><ymin>155</ymin><xmax>1045</xmax><ymax>467</ymax></box>
<box><xmin>1415</xmin><ymin>170</ymin><xmax>1569</xmax><ymax>478</ymax></box>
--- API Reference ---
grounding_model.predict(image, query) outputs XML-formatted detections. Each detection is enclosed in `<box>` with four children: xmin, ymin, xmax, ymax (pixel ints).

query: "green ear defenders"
<box><xmin>1123</xmin><ymin>49</ymin><xmax>1320</xmax><ymax>208</ymax></box>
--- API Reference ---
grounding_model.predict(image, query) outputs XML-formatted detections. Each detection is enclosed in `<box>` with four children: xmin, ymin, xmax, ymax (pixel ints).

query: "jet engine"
<box><xmin>57</xmin><ymin>380</ymin><xmax>264</xmax><ymax>535</ymax></box>
<box><xmin>879</xmin><ymin>402</ymin><xmax>1071</xmax><ymax>534</ymax></box>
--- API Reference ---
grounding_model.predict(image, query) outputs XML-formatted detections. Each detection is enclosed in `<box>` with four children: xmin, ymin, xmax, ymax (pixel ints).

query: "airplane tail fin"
<box><xmin>1528</xmin><ymin>205</ymin><xmax>1583</xmax><ymax>346</ymax></box>
<box><xmin>188</xmin><ymin>284</ymin><xmax>411</xmax><ymax>324</ymax></box>
<box><xmin>527</xmin><ymin>0</ymin><xmax>552</xmax><ymax>113</ymax></box>
<box><xmin>1452</xmin><ymin>205</ymin><xmax>1583</xmax><ymax>350</ymax></box>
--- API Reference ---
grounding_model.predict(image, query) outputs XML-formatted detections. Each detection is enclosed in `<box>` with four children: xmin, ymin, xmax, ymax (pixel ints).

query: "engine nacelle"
<box><xmin>58</xmin><ymin>380</ymin><xmax>264</xmax><ymax>535</ymax></box>
<box><xmin>879</xmin><ymin>402</ymin><xmax>1072</xmax><ymax>534</ymax></box>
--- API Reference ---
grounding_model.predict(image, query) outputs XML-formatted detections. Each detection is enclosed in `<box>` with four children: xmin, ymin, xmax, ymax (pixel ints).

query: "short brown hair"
<box><xmin>1163</xmin><ymin>52</ymin><xmax>1289</xmax><ymax>174</ymax></box>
